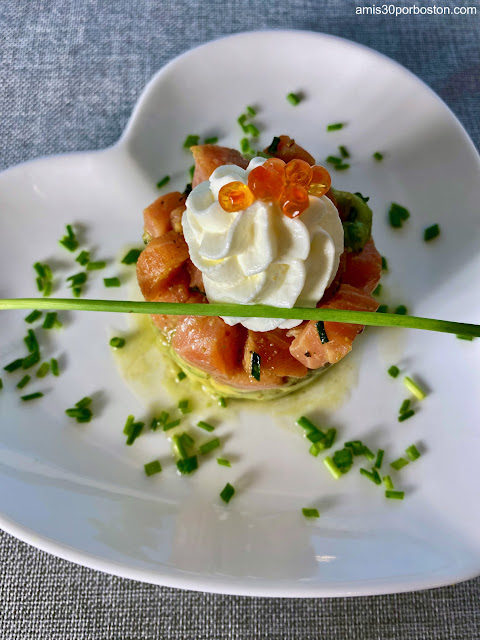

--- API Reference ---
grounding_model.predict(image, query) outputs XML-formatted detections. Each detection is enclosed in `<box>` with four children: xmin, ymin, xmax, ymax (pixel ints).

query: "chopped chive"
<box><xmin>25</xmin><ymin>310</ymin><xmax>42</xmax><ymax>324</ymax></box>
<box><xmin>87</xmin><ymin>261</ymin><xmax>107</xmax><ymax>271</ymax></box>
<box><xmin>0</xmin><ymin>378</ymin><xmax>2</xmax><ymax>390</ymax></box>
<box><xmin>286</xmin><ymin>92</ymin><xmax>301</xmax><ymax>106</ymax></box>
<box><xmin>315</xmin><ymin>320</ymin><xmax>329</xmax><ymax>344</ymax></box>
<box><xmin>373</xmin><ymin>284</ymin><xmax>382</xmax><ymax>296</ymax></box>
<box><xmin>326</xmin><ymin>155</ymin><xmax>343</xmax><ymax>165</ymax></box>
<box><xmin>36</xmin><ymin>362</ymin><xmax>50</xmax><ymax>378</ymax></box>
<box><xmin>246</xmin><ymin>105</ymin><xmax>256</xmax><ymax>116</ymax></box>
<box><xmin>17</xmin><ymin>375</ymin><xmax>31</xmax><ymax>389</ymax></box>
<box><xmin>75</xmin><ymin>396</ymin><xmax>92</xmax><ymax>409</ymax></box>
<box><xmin>246</xmin><ymin>123</ymin><xmax>259</xmax><ymax>137</ymax></box>
<box><xmin>390</xmin><ymin>457</ymin><xmax>409</xmax><ymax>471</ymax></box>
<box><xmin>150</xmin><ymin>416</ymin><xmax>162</xmax><ymax>431</ymax></box>
<box><xmin>266</xmin><ymin>136</ymin><xmax>281</xmax><ymax>154</ymax></box>
<box><xmin>34</xmin><ymin>262</ymin><xmax>46</xmax><ymax>278</ymax></box>
<box><xmin>189</xmin><ymin>165</ymin><xmax>195</xmax><ymax>180</ymax></box>
<box><xmin>327</xmin><ymin>123</ymin><xmax>344</xmax><ymax>131</ymax></box>
<box><xmin>180</xmin><ymin>433</ymin><xmax>195</xmax><ymax>449</ymax></box>
<box><xmin>172</xmin><ymin>434</ymin><xmax>188</xmax><ymax>459</ymax></box>
<box><xmin>42</xmin><ymin>312</ymin><xmax>58</xmax><ymax>329</ymax></box>
<box><xmin>199</xmin><ymin>438</ymin><xmax>220</xmax><ymax>455</ymax></box>
<box><xmin>4</xmin><ymin>358</ymin><xmax>24</xmax><ymax>373</ymax></box>
<box><xmin>309</xmin><ymin>443</ymin><xmax>321</xmax><ymax>457</ymax></box>
<box><xmin>406</xmin><ymin>444</ymin><xmax>421</xmax><ymax>461</ymax></box>
<box><xmin>359</xmin><ymin>468</ymin><xmax>381</xmax><ymax>485</ymax></box>
<box><xmin>220</xmin><ymin>482</ymin><xmax>235</xmax><ymax>503</ymax></box>
<box><xmin>388</xmin><ymin>203</ymin><xmax>410</xmax><ymax>228</ymax></box>
<box><xmin>302</xmin><ymin>508</ymin><xmax>320</xmax><ymax>518</ymax></box>
<box><xmin>322</xmin><ymin>428</ymin><xmax>337</xmax><ymax>450</ymax></box>
<box><xmin>363</xmin><ymin>446</ymin><xmax>375</xmax><ymax>461</ymax></box>
<box><xmin>240</xmin><ymin>137</ymin><xmax>251</xmax><ymax>154</ymax></box>
<box><xmin>24</xmin><ymin>329</ymin><xmax>39</xmax><ymax>353</ymax></box>
<box><xmin>72</xmin><ymin>287</ymin><xmax>83</xmax><ymax>298</ymax></box>
<box><xmin>381</xmin><ymin>256</ymin><xmax>388</xmax><ymax>271</ymax></box>
<box><xmin>159</xmin><ymin>410</ymin><xmax>169</xmax><ymax>424</ymax></box>
<box><xmin>121</xmin><ymin>248</ymin><xmax>142</xmax><ymax>265</ymax></box>
<box><xmin>183</xmin><ymin>134</ymin><xmax>199</xmax><ymax>149</ymax></box>
<box><xmin>306</xmin><ymin>429</ymin><xmax>325</xmax><ymax>444</ymax></box>
<box><xmin>21</xmin><ymin>392</ymin><xmax>43</xmax><ymax>401</ymax></box>
<box><xmin>383</xmin><ymin>475</ymin><xmax>394</xmax><ymax>490</ymax></box>
<box><xmin>218</xmin><ymin>396</ymin><xmax>227</xmax><ymax>408</ymax></box>
<box><xmin>22</xmin><ymin>352</ymin><xmax>40</xmax><ymax>369</ymax></box>
<box><xmin>388</xmin><ymin>365</ymin><xmax>400</xmax><ymax>378</ymax></box>
<box><xmin>374</xmin><ymin>449</ymin><xmax>384</xmax><ymax>469</ymax></box>
<box><xmin>332</xmin><ymin>447</ymin><xmax>354</xmax><ymax>473</ymax></box>
<box><xmin>42</xmin><ymin>281</ymin><xmax>52</xmax><ymax>298</ymax></box>
<box><xmin>126</xmin><ymin>422</ymin><xmax>144</xmax><ymax>445</ymax></box>
<box><xmin>237</xmin><ymin>113</ymin><xmax>247</xmax><ymax>126</ymax></box>
<box><xmin>424</xmin><ymin>224</ymin><xmax>440</xmax><ymax>242</ymax></box>
<box><xmin>204</xmin><ymin>136</ymin><xmax>219</xmax><ymax>145</ymax></box>
<box><xmin>456</xmin><ymin>334</ymin><xmax>475</xmax><ymax>341</ymax></box>
<box><xmin>395</xmin><ymin>305</ymin><xmax>408</xmax><ymax>315</ymax></box>
<box><xmin>385</xmin><ymin>490</ymin><xmax>404</xmax><ymax>500</ymax></box>
<box><xmin>144</xmin><ymin>460</ymin><xmax>162</xmax><ymax>476</ymax></box>
<box><xmin>110</xmin><ymin>337</ymin><xmax>126</xmax><ymax>349</ymax></box>
<box><xmin>217</xmin><ymin>458</ymin><xmax>231</xmax><ymax>467</ymax></box>
<box><xmin>67</xmin><ymin>272</ymin><xmax>87</xmax><ymax>287</ymax></box>
<box><xmin>177</xmin><ymin>370</ymin><xmax>187</xmax><ymax>381</ymax></box>
<box><xmin>36</xmin><ymin>277</ymin><xmax>44</xmax><ymax>292</ymax></box>
<box><xmin>333</xmin><ymin>163</ymin><xmax>350</xmax><ymax>171</ymax></box>
<box><xmin>403</xmin><ymin>376</ymin><xmax>427</xmax><ymax>400</ymax></box>
<box><xmin>59</xmin><ymin>225</ymin><xmax>78</xmax><ymax>252</ymax></box>
<box><xmin>156</xmin><ymin>175</ymin><xmax>170</xmax><ymax>189</ymax></box>
<box><xmin>176</xmin><ymin>455</ymin><xmax>198</xmax><ymax>474</ymax></box>
<box><xmin>339</xmin><ymin>145</ymin><xmax>350</xmax><ymax>158</ymax></box>
<box><xmin>373</xmin><ymin>151</ymin><xmax>384</xmax><ymax>161</ymax></box>
<box><xmin>104</xmin><ymin>277</ymin><xmax>121</xmax><ymax>288</ymax></box>
<box><xmin>377</xmin><ymin>304</ymin><xmax>389</xmax><ymax>313</ymax></box>
<box><xmin>178</xmin><ymin>398</ymin><xmax>191</xmax><ymax>414</ymax></box>
<box><xmin>163</xmin><ymin>419</ymin><xmax>181</xmax><ymax>431</ymax></box>
<box><xmin>76</xmin><ymin>250</ymin><xmax>90</xmax><ymax>266</ymax></box>
<box><xmin>296</xmin><ymin>416</ymin><xmax>318</xmax><ymax>432</ymax></box>
<box><xmin>323</xmin><ymin>456</ymin><xmax>342</xmax><ymax>480</ymax></box>
<box><xmin>344</xmin><ymin>440</ymin><xmax>365</xmax><ymax>456</ymax></box>
<box><xmin>197</xmin><ymin>421</ymin><xmax>215</xmax><ymax>433</ymax></box>
<box><xmin>251</xmin><ymin>351</ymin><xmax>261</xmax><ymax>381</ymax></box>
<box><xmin>123</xmin><ymin>414</ymin><xmax>135</xmax><ymax>435</ymax></box>
<box><xmin>399</xmin><ymin>399</ymin><xmax>411</xmax><ymax>415</ymax></box>
<box><xmin>50</xmin><ymin>358</ymin><xmax>59</xmax><ymax>377</ymax></box>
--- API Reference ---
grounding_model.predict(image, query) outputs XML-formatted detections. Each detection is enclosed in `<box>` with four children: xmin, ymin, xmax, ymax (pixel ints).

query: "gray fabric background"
<box><xmin>0</xmin><ymin>1</ymin><xmax>479</xmax><ymax>637</ymax></box>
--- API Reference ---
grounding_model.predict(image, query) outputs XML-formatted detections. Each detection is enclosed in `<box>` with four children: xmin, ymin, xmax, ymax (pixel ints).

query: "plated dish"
<box><xmin>0</xmin><ymin>30</ymin><xmax>479</xmax><ymax>597</ymax></box>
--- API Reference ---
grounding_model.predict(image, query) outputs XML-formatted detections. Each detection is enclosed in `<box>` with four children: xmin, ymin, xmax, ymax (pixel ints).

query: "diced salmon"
<box><xmin>143</xmin><ymin>192</ymin><xmax>186</xmax><ymax>239</ymax></box>
<box><xmin>170</xmin><ymin>206</ymin><xmax>185</xmax><ymax>234</ymax></box>
<box><xmin>191</xmin><ymin>145</ymin><xmax>249</xmax><ymax>187</ymax></box>
<box><xmin>243</xmin><ymin>329</ymin><xmax>308</xmax><ymax>379</ymax></box>
<box><xmin>151</xmin><ymin>268</ymin><xmax>206</xmax><ymax>334</ymax></box>
<box><xmin>136</xmin><ymin>231</ymin><xmax>189</xmax><ymax>301</ymax></box>
<box><xmin>172</xmin><ymin>316</ymin><xmax>247</xmax><ymax>377</ymax></box>
<box><xmin>186</xmin><ymin>259</ymin><xmax>205</xmax><ymax>292</ymax></box>
<box><xmin>264</xmin><ymin>135</ymin><xmax>315</xmax><ymax>165</ymax></box>
<box><xmin>289</xmin><ymin>284</ymin><xmax>379</xmax><ymax>369</ymax></box>
<box><xmin>342</xmin><ymin>237</ymin><xmax>382</xmax><ymax>295</ymax></box>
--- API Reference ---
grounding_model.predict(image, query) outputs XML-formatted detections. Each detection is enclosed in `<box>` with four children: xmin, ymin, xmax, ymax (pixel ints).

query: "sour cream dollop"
<box><xmin>182</xmin><ymin>158</ymin><xmax>344</xmax><ymax>332</ymax></box>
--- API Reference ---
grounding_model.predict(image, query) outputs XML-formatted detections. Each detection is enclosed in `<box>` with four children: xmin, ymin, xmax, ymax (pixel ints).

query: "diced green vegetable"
<box><xmin>217</xmin><ymin>458</ymin><xmax>231</xmax><ymax>467</ymax></box>
<box><xmin>403</xmin><ymin>376</ymin><xmax>427</xmax><ymax>400</ymax></box>
<box><xmin>21</xmin><ymin>392</ymin><xmax>44</xmax><ymax>401</ymax></box>
<box><xmin>87</xmin><ymin>261</ymin><xmax>107</xmax><ymax>271</ymax></box>
<box><xmin>176</xmin><ymin>456</ymin><xmax>198</xmax><ymax>474</ymax></box>
<box><xmin>385</xmin><ymin>490</ymin><xmax>404</xmax><ymax>500</ymax></box>
<box><xmin>377</xmin><ymin>304</ymin><xmax>389</xmax><ymax>313</ymax></box>
<box><xmin>144</xmin><ymin>460</ymin><xmax>162</xmax><ymax>476</ymax></box>
<box><xmin>339</xmin><ymin>145</ymin><xmax>350</xmax><ymax>158</ymax></box>
<box><xmin>327</xmin><ymin>123</ymin><xmax>344</xmax><ymax>131</ymax></box>
<box><xmin>76</xmin><ymin>251</ymin><xmax>90</xmax><ymax>266</ymax></box>
<box><xmin>17</xmin><ymin>375</ymin><xmax>31</xmax><ymax>389</ymax></box>
<box><xmin>326</xmin><ymin>155</ymin><xmax>343</xmax><ymax>165</ymax></box>
<box><xmin>398</xmin><ymin>409</ymin><xmax>415</xmax><ymax>422</ymax></box>
<box><xmin>163</xmin><ymin>419</ymin><xmax>181</xmax><ymax>431</ymax></box>
<box><xmin>199</xmin><ymin>438</ymin><xmax>220</xmax><ymax>455</ymax></box>
<box><xmin>359</xmin><ymin>468</ymin><xmax>381</xmax><ymax>485</ymax></box>
<box><xmin>59</xmin><ymin>224</ymin><xmax>79</xmax><ymax>252</ymax></box>
<box><xmin>220</xmin><ymin>482</ymin><xmax>235</xmax><ymax>503</ymax></box>
<box><xmin>424</xmin><ymin>224</ymin><xmax>440</xmax><ymax>242</ymax></box>
<box><xmin>121</xmin><ymin>249</ymin><xmax>142</xmax><ymax>265</ymax></box>
<box><xmin>204</xmin><ymin>136</ymin><xmax>219</xmax><ymax>144</ymax></box>
<box><xmin>399</xmin><ymin>399</ymin><xmax>411</xmax><ymax>415</ymax></box>
<box><xmin>251</xmin><ymin>351</ymin><xmax>261</xmax><ymax>381</ymax></box>
<box><xmin>110</xmin><ymin>337</ymin><xmax>126</xmax><ymax>349</ymax></box>
<box><xmin>177</xmin><ymin>371</ymin><xmax>187</xmax><ymax>381</ymax></box>
<box><xmin>36</xmin><ymin>362</ymin><xmax>50</xmax><ymax>378</ymax></box>
<box><xmin>42</xmin><ymin>312</ymin><xmax>58</xmax><ymax>330</ymax></box>
<box><xmin>388</xmin><ymin>365</ymin><xmax>400</xmax><ymax>378</ymax></box>
<box><xmin>302</xmin><ymin>508</ymin><xmax>320</xmax><ymax>518</ymax></box>
<box><xmin>4</xmin><ymin>358</ymin><xmax>24</xmax><ymax>373</ymax></box>
<box><xmin>374</xmin><ymin>449</ymin><xmax>384</xmax><ymax>469</ymax></box>
<box><xmin>381</xmin><ymin>256</ymin><xmax>388</xmax><ymax>271</ymax></box>
<box><xmin>363</xmin><ymin>446</ymin><xmax>375</xmax><ymax>461</ymax></box>
<box><xmin>197</xmin><ymin>421</ymin><xmax>215</xmax><ymax>432</ymax></box>
<box><xmin>286</xmin><ymin>92</ymin><xmax>301</xmax><ymax>106</ymax></box>
<box><xmin>178</xmin><ymin>398</ymin><xmax>191</xmax><ymax>414</ymax></box>
<box><xmin>405</xmin><ymin>444</ymin><xmax>421</xmax><ymax>461</ymax></box>
<box><xmin>333</xmin><ymin>163</ymin><xmax>350</xmax><ymax>171</ymax></box>
<box><xmin>395</xmin><ymin>305</ymin><xmax>408</xmax><ymax>315</ymax></box>
<box><xmin>383</xmin><ymin>475</ymin><xmax>394</xmax><ymax>490</ymax></box>
<box><xmin>50</xmin><ymin>358</ymin><xmax>60</xmax><ymax>377</ymax></box>
<box><xmin>332</xmin><ymin>447</ymin><xmax>354</xmax><ymax>473</ymax></box>
<box><xmin>104</xmin><ymin>277</ymin><xmax>121</xmax><ymax>288</ymax></box>
<box><xmin>183</xmin><ymin>134</ymin><xmax>199</xmax><ymax>149</ymax></box>
<box><xmin>25</xmin><ymin>310</ymin><xmax>42</xmax><ymax>324</ymax></box>
<box><xmin>373</xmin><ymin>284</ymin><xmax>382</xmax><ymax>296</ymax></box>
<box><xmin>373</xmin><ymin>151</ymin><xmax>384</xmax><ymax>161</ymax></box>
<box><xmin>218</xmin><ymin>397</ymin><xmax>227</xmax><ymax>408</ymax></box>
<box><xmin>388</xmin><ymin>203</ymin><xmax>410</xmax><ymax>228</ymax></box>
<box><xmin>126</xmin><ymin>422</ymin><xmax>144</xmax><ymax>445</ymax></box>
<box><xmin>323</xmin><ymin>456</ymin><xmax>342</xmax><ymax>480</ymax></box>
<box><xmin>390</xmin><ymin>457</ymin><xmax>409</xmax><ymax>471</ymax></box>
<box><xmin>156</xmin><ymin>176</ymin><xmax>170</xmax><ymax>189</ymax></box>
<box><xmin>315</xmin><ymin>320</ymin><xmax>329</xmax><ymax>344</ymax></box>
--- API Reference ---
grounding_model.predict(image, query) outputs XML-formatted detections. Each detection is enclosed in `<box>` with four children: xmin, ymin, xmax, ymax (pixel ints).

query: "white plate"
<box><xmin>0</xmin><ymin>30</ymin><xmax>479</xmax><ymax>597</ymax></box>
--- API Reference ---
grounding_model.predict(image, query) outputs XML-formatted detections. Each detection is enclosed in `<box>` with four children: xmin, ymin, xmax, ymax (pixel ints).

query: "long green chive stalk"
<box><xmin>0</xmin><ymin>298</ymin><xmax>479</xmax><ymax>338</ymax></box>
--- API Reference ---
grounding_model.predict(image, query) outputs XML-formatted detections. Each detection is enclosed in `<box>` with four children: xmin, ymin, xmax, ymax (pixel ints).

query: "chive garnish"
<box><xmin>87</xmin><ymin>261</ymin><xmax>107</xmax><ymax>271</ymax></box>
<box><xmin>359</xmin><ymin>468</ymin><xmax>381</xmax><ymax>485</ymax></box>
<box><xmin>390</xmin><ymin>457</ymin><xmax>409</xmax><ymax>471</ymax></box>
<box><xmin>17</xmin><ymin>375</ymin><xmax>31</xmax><ymax>389</ymax></box>
<box><xmin>246</xmin><ymin>123</ymin><xmax>259</xmax><ymax>137</ymax></box>
<box><xmin>395</xmin><ymin>305</ymin><xmax>408</xmax><ymax>315</ymax></box>
<box><xmin>381</xmin><ymin>256</ymin><xmax>388</xmax><ymax>271</ymax></box>
<box><xmin>110</xmin><ymin>337</ymin><xmax>125</xmax><ymax>349</ymax></box>
<box><xmin>172</xmin><ymin>434</ymin><xmax>188</xmax><ymax>460</ymax></box>
<box><xmin>177</xmin><ymin>370</ymin><xmax>186</xmax><ymax>381</ymax></box>
<box><xmin>424</xmin><ymin>224</ymin><xmax>440</xmax><ymax>242</ymax></box>
<box><xmin>399</xmin><ymin>399</ymin><xmax>411</xmax><ymax>415</ymax></box>
<box><xmin>373</xmin><ymin>151</ymin><xmax>384</xmax><ymax>161</ymax></box>
<box><xmin>67</xmin><ymin>272</ymin><xmax>87</xmax><ymax>287</ymax></box>
<box><xmin>385</xmin><ymin>490</ymin><xmax>404</xmax><ymax>500</ymax></box>
<box><xmin>66</xmin><ymin>397</ymin><xmax>93</xmax><ymax>423</ymax></box>
<box><xmin>76</xmin><ymin>396</ymin><xmax>92</xmax><ymax>408</ymax></box>
<box><xmin>327</xmin><ymin>123</ymin><xmax>344</xmax><ymax>131</ymax></box>
<box><xmin>251</xmin><ymin>351</ymin><xmax>261</xmax><ymax>381</ymax></box>
<box><xmin>180</xmin><ymin>433</ymin><xmax>195</xmax><ymax>449</ymax></box>
<box><xmin>326</xmin><ymin>155</ymin><xmax>343</xmax><ymax>165</ymax></box>
<box><xmin>199</xmin><ymin>438</ymin><xmax>220</xmax><ymax>455</ymax></box>
<box><xmin>178</xmin><ymin>398</ymin><xmax>191</xmax><ymax>414</ymax></box>
<box><xmin>104</xmin><ymin>277</ymin><xmax>121</xmax><ymax>288</ymax></box>
<box><xmin>315</xmin><ymin>320</ymin><xmax>329</xmax><ymax>344</ymax></box>
<box><xmin>302</xmin><ymin>508</ymin><xmax>320</xmax><ymax>518</ymax></box>
<box><xmin>36</xmin><ymin>362</ymin><xmax>50</xmax><ymax>378</ymax></box>
<box><xmin>388</xmin><ymin>203</ymin><xmax>410</xmax><ymax>228</ymax></box>
<box><xmin>383</xmin><ymin>475</ymin><xmax>394</xmax><ymax>490</ymax></box>
<box><xmin>286</xmin><ymin>92</ymin><xmax>301</xmax><ymax>106</ymax></box>
<box><xmin>374</xmin><ymin>449</ymin><xmax>384</xmax><ymax>469</ymax></box>
<box><xmin>24</xmin><ymin>329</ymin><xmax>39</xmax><ymax>353</ymax></box>
<box><xmin>220</xmin><ymin>482</ymin><xmax>235</xmax><ymax>503</ymax></box>
<box><xmin>121</xmin><ymin>248</ymin><xmax>142</xmax><ymax>265</ymax></box>
<box><xmin>344</xmin><ymin>440</ymin><xmax>365</xmax><ymax>456</ymax></box>
<box><xmin>123</xmin><ymin>415</ymin><xmax>135</xmax><ymax>435</ymax></box>
<box><xmin>398</xmin><ymin>410</ymin><xmax>415</xmax><ymax>423</ymax></box>
<box><xmin>156</xmin><ymin>176</ymin><xmax>170</xmax><ymax>189</ymax></box>
<box><xmin>266</xmin><ymin>136</ymin><xmax>281</xmax><ymax>154</ymax></box>
<box><xmin>296</xmin><ymin>416</ymin><xmax>318</xmax><ymax>432</ymax></box>
<box><xmin>144</xmin><ymin>460</ymin><xmax>162</xmax><ymax>476</ymax></box>
<box><xmin>363</xmin><ymin>446</ymin><xmax>375</xmax><ymax>461</ymax></box>
<box><xmin>59</xmin><ymin>224</ymin><xmax>79</xmax><ymax>252</ymax></box>
<box><xmin>238</xmin><ymin>113</ymin><xmax>247</xmax><ymax>127</ymax></box>
<box><xmin>150</xmin><ymin>416</ymin><xmax>163</xmax><ymax>431</ymax></box>
<box><xmin>163</xmin><ymin>419</ymin><xmax>181</xmax><ymax>431</ymax></box>
<box><xmin>176</xmin><ymin>456</ymin><xmax>198</xmax><ymax>474</ymax></box>
<box><xmin>388</xmin><ymin>365</ymin><xmax>400</xmax><ymax>378</ymax></box>
<box><xmin>42</xmin><ymin>312</ymin><xmax>58</xmax><ymax>329</ymax></box>
<box><xmin>22</xmin><ymin>352</ymin><xmax>40</xmax><ymax>369</ymax></box>
<box><xmin>332</xmin><ymin>447</ymin><xmax>354</xmax><ymax>473</ymax></box>
<box><xmin>76</xmin><ymin>251</ymin><xmax>90</xmax><ymax>266</ymax></box>
<box><xmin>403</xmin><ymin>376</ymin><xmax>427</xmax><ymax>400</ymax></box>
<box><xmin>126</xmin><ymin>422</ymin><xmax>144</xmax><ymax>445</ymax></box>
<box><xmin>0</xmin><ymin>378</ymin><xmax>2</xmax><ymax>390</ymax></box>
<box><xmin>50</xmin><ymin>358</ymin><xmax>59</xmax><ymax>377</ymax></box>
<box><xmin>339</xmin><ymin>145</ymin><xmax>350</xmax><ymax>158</ymax></box>
<box><xmin>197</xmin><ymin>421</ymin><xmax>215</xmax><ymax>432</ymax></box>
<box><xmin>21</xmin><ymin>392</ymin><xmax>43</xmax><ymax>401</ymax></box>
<box><xmin>6</xmin><ymin>358</ymin><xmax>31</xmax><ymax>373</ymax></box>
<box><xmin>217</xmin><ymin>458</ymin><xmax>231</xmax><ymax>467</ymax></box>
<box><xmin>406</xmin><ymin>444</ymin><xmax>421</xmax><ymax>461</ymax></box>
<box><xmin>333</xmin><ymin>163</ymin><xmax>350</xmax><ymax>171</ymax></box>
<box><xmin>218</xmin><ymin>397</ymin><xmax>227</xmax><ymax>408</ymax></box>
<box><xmin>323</xmin><ymin>456</ymin><xmax>342</xmax><ymax>480</ymax></box>
<box><xmin>377</xmin><ymin>304</ymin><xmax>389</xmax><ymax>313</ymax></box>
<box><xmin>204</xmin><ymin>136</ymin><xmax>219</xmax><ymax>144</ymax></box>
<box><xmin>183</xmin><ymin>134</ymin><xmax>199</xmax><ymax>149</ymax></box>
<box><xmin>456</xmin><ymin>334</ymin><xmax>475</xmax><ymax>341</ymax></box>
<box><xmin>25</xmin><ymin>310</ymin><xmax>42</xmax><ymax>324</ymax></box>
<box><xmin>240</xmin><ymin>138</ymin><xmax>251</xmax><ymax>154</ymax></box>
<box><xmin>309</xmin><ymin>443</ymin><xmax>321</xmax><ymax>457</ymax></box>
<box><xmin>189</xmin><ymin>165</ymin><xmax>195</xmax><ymax>180</ymax></box>
<box><xmin>373</xmin><ymin>284</ymin><xmax>382</xmax><ymax>296</ymax></box>
<box><xmin>322</xmin><ymin>428</ymin><xmax>336</xmax><ymax>450</ymax></box>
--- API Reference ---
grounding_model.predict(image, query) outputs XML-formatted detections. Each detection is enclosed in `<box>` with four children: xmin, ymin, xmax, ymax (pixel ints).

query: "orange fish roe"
<box><xmin>248</xmin><ymin>165</ymin><xmax>285</xmax><ymax>200</ymax></box>
<box><xmin>218</xmin><ymin>181</ymin><xmax>255</xmax><ymax>213</ymax></box>
<box><xmin>280</xmin><ymin>183</ymin><xmax>310</xmax><ymax>219</ymax></box>
<box><xmin>308</xmin><ymin>165</ymin><xmax>331</xmax><ymax>198</ymax></box>
<box><xmin>284</xmin><ymin>158</ymin><xmax>313</xmax><ymax>188</ymax></box>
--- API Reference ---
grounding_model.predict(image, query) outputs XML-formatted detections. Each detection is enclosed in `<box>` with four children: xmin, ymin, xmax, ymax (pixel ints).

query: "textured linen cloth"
<box><xmin>0</xmin><ymin>1</ymin><xmax>479</xmax><ymax>638</ymax></box>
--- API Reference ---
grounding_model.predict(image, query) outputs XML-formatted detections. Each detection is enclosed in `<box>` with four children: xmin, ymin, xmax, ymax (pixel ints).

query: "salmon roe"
<box><xmin>217</xmin><ymin>158</ymin><xmax>331</xmax><ymax>218</ymax></box>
